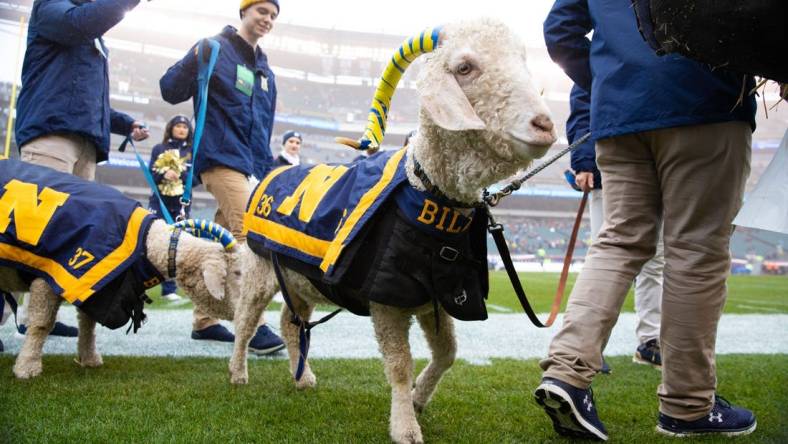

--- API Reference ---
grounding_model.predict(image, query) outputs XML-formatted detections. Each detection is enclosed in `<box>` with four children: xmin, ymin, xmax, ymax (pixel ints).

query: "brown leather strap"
<box><xmin>545</xmin><ymin>190</ymin><xmax>589</xmax><ymax>327</ymax></box>
<box><xmin>489</xmin><ymin>190</ymin><xmax>588</xmax><ymax>328</ymax></box>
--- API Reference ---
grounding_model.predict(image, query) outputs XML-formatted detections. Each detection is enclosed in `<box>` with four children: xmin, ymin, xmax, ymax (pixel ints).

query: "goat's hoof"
<box><xmin>230</xmin><ymin>374</ymin><xmax>248</xmax><ymax>385</ymax></box>
<box><xmin>13</xmin><ymin>361</ymin><xmax>43</xmax><ymax>379</ymax></box>
<box><xmin>391</xmin><ymin>426</ymin><xmax>424</xmax><ymax>444</ymax></box>
<box><xmin>294</xmin><ymin>371</ymin><xmax>316</xmax><ymax>390</ymax></box>
<box><xmin>75</xmin><ymin>354</ymin><xmax>103</xmax><ymax>368</ymax></box>
<box><xmin>228</xmin><ymin>357</ymin><xmax>248</xmax><ymax>385</ymax></box>
<box><xmin>229</xmin><ymin>370</ymin><xmax>248</xmax><ymax>385</ymax></box>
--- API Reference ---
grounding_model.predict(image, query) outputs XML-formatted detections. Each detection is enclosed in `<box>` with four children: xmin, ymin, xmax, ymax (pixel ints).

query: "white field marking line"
<box><xmin>727</xmin><ymin>299</ymin><xmax>788</xmax><ymax>307</ymax></box>
<box><xmin>487</xmin><ymin>304</ymin><xmax>514</xmax><ymax>313</ymax></box>
<box><xmin>732</xmin><ymin>304</ymin><xmax>782</xmax><ymax>313</ymax></box>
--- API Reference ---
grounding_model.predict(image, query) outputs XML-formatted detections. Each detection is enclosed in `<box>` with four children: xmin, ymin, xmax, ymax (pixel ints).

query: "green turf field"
<box><xmin>145</xmin><ymin>272</ymin><xmax>788</xmax><ymax>315</ymax></box>
<box><xmin>1</xmin><ymin>355</ymin><xmax>785</xmax><ymax>443</ymax></box>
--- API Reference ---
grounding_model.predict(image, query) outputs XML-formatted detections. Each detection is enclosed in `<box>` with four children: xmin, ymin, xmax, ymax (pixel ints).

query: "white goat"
<box><xmin>2</xmin><ymin>218</ymin><xmax>241</xmax><ymax>379</ymax></box>
<box><xmin>225</xmin><ymin>19</ymin><xmax>557</xmax><ymax>444</ymax></box>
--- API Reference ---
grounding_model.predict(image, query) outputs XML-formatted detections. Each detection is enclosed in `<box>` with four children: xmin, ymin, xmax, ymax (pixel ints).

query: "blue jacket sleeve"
<box><xmin>567</xmin><ymin>85</ymin><xmax>600</xmax><ymax>187</ymax></box>
<box><xmin>34</xmin><ymin>0</ymin><xmax>140</xmax><ymax>46</ymax></box>
<box><xmin>543</xmin><ymin>0</ymin><xmax>593</xmax><ymax>92</ymax></box>
<box><xmin>109</xmin><ymin>109</ymin><xmax>135</xmax><ymax>136</ymax></box>
<box><xmin>160</xmin><ymin>43</ymin><xmax>200</xmax><ymax>105</ymax></box>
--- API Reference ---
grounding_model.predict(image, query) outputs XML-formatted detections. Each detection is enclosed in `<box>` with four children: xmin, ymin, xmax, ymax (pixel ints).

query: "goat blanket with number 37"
<box><xmin>0</xmin><ymin>159</ymin><xmax>164</xmax><ymax>330</ymax></box>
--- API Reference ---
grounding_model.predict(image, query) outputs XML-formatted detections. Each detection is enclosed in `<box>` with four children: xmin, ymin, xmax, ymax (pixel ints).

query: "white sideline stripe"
<box><xmin>732</xmin><ymin>304</ymin><xmax>782</xmax><ymax>313</ymax></box>
<box><xmin>1</xmin><ymin>310</ymin><xmax>786</xmax><ymax>360</ymax></box>
<box><xmin>486</xmin><ymin>304</ymin><xmax>514</xmax><ymax>313</ymax></box>
<box><xmin>728</xmin><ymin>299</ymin><xmax>788</xmax><ymax>307</ymax></box>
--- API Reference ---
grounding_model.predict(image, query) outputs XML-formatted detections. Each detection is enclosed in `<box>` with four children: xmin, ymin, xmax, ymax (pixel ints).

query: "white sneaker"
<box><xmin>162</xmin><ymin>293</ymin><xmax>182</xmax><ymax>302</ymax></box>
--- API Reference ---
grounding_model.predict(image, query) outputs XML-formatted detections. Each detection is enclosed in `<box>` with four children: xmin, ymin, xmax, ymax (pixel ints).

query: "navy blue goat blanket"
<box><xmin>0</xmin><ymin>159</ymin><xmax>162</xmax><ymax>329</ymax></box>
<box><xmin>243</xmin><ymin>149</ymin><xmax>489</xmax><ymax>320</ymax></box>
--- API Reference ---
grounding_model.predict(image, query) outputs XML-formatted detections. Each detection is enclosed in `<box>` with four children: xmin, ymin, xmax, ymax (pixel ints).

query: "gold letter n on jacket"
<box><xmin>0</xmin><ymin>180</ymin><xmax>69</xmax><ymax>246</ymax></box>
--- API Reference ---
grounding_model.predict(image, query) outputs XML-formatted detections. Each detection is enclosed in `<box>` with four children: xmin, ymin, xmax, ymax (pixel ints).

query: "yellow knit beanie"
<box><xmin>240</xmin><ymin>0</ymin><xmax>279</xmax><ymax>15</ymax></box>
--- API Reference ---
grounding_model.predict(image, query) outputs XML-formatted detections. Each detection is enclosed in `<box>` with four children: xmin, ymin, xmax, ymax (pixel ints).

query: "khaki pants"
<box><xmin>589</xmin><ymin>189</ymin><xmax>663</xmax><ymax>344</ymax></box>
<box><xmin>196</xmin><ymin>166</ymin><xmax>266</xmax><ymax>330</ymax></box>
<box><xmin>20</xmin><ymin>133</ymin><xmax>96</xmax><ymax>180</ymax></box>
<box><xmin>18</xmin><ymin>134</ymin><xmax>97</xmax><ymax>324</ymax></box>
<box><xmin>541</xmin><ymin>121</ymin><xmax>751</xmax><ymax>420</ymax></box>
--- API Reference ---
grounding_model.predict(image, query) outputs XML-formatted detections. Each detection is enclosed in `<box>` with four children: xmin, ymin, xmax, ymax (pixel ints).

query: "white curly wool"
<box><xmin>5</xmin><ymin>219</ymin><xmax>243</xmax><ymax>380</ymax></box>
<box><xmin>409</xmin><ymin>18</ymin><xmax>555</xmax><ymax>204</ymax></box>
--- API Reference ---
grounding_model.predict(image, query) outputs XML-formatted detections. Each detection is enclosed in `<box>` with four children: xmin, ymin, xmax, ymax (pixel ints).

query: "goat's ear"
<box><xmin>421</xmin><ymin>70</ymin><xmax>485</xmax><ymax>131</ymax></box>
<box><xmin>203</xmin><ymin>252</ymin><xmax>227</xmax><ymax>301</ymax></box>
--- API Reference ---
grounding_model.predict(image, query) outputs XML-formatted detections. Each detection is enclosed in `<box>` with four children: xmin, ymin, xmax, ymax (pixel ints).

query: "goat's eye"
<box><xmin>456</xmin><ymin>62</ymin><xmax>473</xmax><ymax>75</ymax></box>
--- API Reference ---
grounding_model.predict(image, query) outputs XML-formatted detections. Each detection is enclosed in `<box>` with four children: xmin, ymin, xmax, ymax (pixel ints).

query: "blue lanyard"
<box><xmin>119</xmin><ymin>38</ymin><xmax>221</xmax><ymax>224</ymax></box>
<box><xmin>182</xmin><ymin>38</ymin><xmax>221</xmax><ymax>209</ymax></box>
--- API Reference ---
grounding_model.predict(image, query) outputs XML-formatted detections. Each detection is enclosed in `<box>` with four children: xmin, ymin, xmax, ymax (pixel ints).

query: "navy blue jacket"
<box><xmin>544</xmin><ymin>0</ymin><xmax>756</xmax><ymax>141</ymax></box>
<box><xmin>567</xmin><ymin>85</ymin><xmax>602</xmax><ymax>189</ymax></box>
<box><xmin>147</xmin><ymin>140</ymin><xmax>192</xmax><ymax>218</ymax></box>
<box><xmin>160</xmin><ymin>26</ymin><xmax>277</xmax><ymax>180</ymax></box>
<box><xmin>15</xmin><ymin>0</ymin><xmax>138</xmax><ymax>162</ymax></box>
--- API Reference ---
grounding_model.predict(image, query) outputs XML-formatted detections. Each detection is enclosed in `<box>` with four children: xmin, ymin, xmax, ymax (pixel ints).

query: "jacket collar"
<box><xmin>220</xmin><ymin>25</ymin><xmax>271</xmax><ymax>71</ymax></box>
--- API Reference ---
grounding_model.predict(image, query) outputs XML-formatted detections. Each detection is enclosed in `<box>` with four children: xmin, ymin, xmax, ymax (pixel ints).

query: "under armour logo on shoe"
<box><xmin>583</xmin><ymin>394</ymin><xmax>593</xmax><ymax>412</ymax></box>
<box><xmin>709</xmin><ymin>412</ymin><xmax>723</xmax><ymax>423</ymax></box>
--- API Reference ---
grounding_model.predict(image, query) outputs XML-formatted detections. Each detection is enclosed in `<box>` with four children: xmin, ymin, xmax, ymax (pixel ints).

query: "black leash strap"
<box><xmin>271</xmin><ymin>253</ymin><xmax>342</xmax><ymax>381</ymax></box>
<box><xmin>487</xmin><ymin>212</ymin><xmax>547</xmax><ymax>328</ymax></box>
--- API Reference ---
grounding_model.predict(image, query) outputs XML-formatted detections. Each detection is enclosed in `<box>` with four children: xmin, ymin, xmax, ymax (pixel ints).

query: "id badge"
<box><xmin>261</xmin><ymin>74</ymin><xmax>269</xmax><ymax>92</ymax></box>
<box><xmin>235</xmin><ymin>65</ymin><xmax>254</xmax><ymax>96</ymax></box>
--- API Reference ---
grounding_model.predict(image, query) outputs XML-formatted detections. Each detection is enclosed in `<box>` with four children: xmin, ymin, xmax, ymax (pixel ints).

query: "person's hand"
<box><xmin>131</xmin><ymin>122</ymin><xmax>149</xmax><ymax>141</ymax></box>
<box><xmin>164</xmin><ymin>170</ymin><xmax>179</xmax><ymax>181</ymax></box>
<box><xmin>575</xmin><ymin>171</ymin><xmax>594</xmax><ymax>192</ymax></box>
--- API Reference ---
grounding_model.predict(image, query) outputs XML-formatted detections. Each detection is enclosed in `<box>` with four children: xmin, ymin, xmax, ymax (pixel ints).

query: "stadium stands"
<box><xmin>0</xmin><ymin>1</ymin><xmax>786</xmax><ymax>265</ymax></box>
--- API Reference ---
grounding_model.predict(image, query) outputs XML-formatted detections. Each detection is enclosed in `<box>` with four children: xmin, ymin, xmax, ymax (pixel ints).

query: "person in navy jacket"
<box><xmin>14</xmin><ymin>0</ymin><xmax>149</xmax><ymax>338</ymax></box>
<box><xmin>147</xmin><ymin>115</ymin><xmax>193</xmax><ymax>302</ymax></box>
<box><xmin>535</xmin><ymin>0</ymin><xmax>757</xmax><ymax>440</ymax></box>
<box><xmin>159</xmin><ymin>0</ymin><xmax>283</xmax><ymax>353</ymax></box>
<box><xmin>273</xmin><ymin>130</ymin><xmax>302</xmax><ymax>167</ymax></box>
<box><xmin>147</xmin><ymin>115</ymin><xmax>193</xmax><ymax>221</ymax></box>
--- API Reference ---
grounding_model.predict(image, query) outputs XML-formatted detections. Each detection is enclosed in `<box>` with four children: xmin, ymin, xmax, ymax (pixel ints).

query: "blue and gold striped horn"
<box><xmin>336</xmin><ymin>27</ymin><xmax>442</xmax><ymax>152</ymax></box>
<box><xmin>173</xmin><ymin>219</ymin><xmax>237</xmax><ymax>251</ymax></box>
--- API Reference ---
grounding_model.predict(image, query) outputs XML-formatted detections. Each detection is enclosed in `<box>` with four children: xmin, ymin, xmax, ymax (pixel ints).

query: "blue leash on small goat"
<box><xmin>120</xmin><ymin>38</ymin><xmax>221</xmax><ymax>225</ymax></box>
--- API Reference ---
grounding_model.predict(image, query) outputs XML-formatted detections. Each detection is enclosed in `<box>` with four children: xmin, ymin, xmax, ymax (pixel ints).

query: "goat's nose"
<box><xmin>531</xmin><ymin>114</ymin><xmax>554</xmax><ymax>133</ymax></box>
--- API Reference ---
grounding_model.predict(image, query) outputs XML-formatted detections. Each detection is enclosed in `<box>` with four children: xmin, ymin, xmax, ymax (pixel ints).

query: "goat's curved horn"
<box><xmin>173</xmin><ymin>219</ymin><xmax>238</xmax><ymax>251</ymax></box>
<box><xmin>336</xmin><ymin>26</ymin><xmax>442</xmax><ymax>152</ymax></box>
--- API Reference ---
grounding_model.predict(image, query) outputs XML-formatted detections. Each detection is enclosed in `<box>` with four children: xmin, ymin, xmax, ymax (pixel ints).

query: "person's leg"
<box><xmin>161</xmin><ymin>280</ymin><xmax>178</xmax><ymax>296</ymax></box>
<box><xmin>202</xmin><ymin>166</ymin><xmax>284</xmax><ymax>352</ymax></box>
<box><xmin>536</xmin><ymin>134</ymin><xmax>663</xmax><ymax>440</ymax></box>
<box><xmin>588</xmin><ymin>189</ymin><xmax>612</xmax><ymax>374</ymax></box>
<box><xmin>634</xmin><ymin>226</ymin><xmax>664</xmax><ymax>346</ymax></box>
<box><xmin>540</xmin><ymin>133</ymin><xmax>663</xmax><ymax>387</ymax></box>
<box><xmin>201</xmin><ymin>166</ymin><xmax>251</xmax><ymax>241</ymax></box>
<box><xmin>588</xmin><ymin>188</ymin><xmax>603</xmax><ymax>241</ymax></box>
<box><xmin>654</xmin><ymin>121</ymin><xmax>751</xmax><ymax>421</ymax></box>
<box><xmin>70</xmin><ymin>135</ymin><xmax>97</xmax><ymax>181</ymax></box>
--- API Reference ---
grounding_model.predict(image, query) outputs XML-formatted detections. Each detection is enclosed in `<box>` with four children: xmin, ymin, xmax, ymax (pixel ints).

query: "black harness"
<box><xmin>255</xmin><ymin>185</ymin><xmax>489</xmax><ymax>381</ymax></box>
